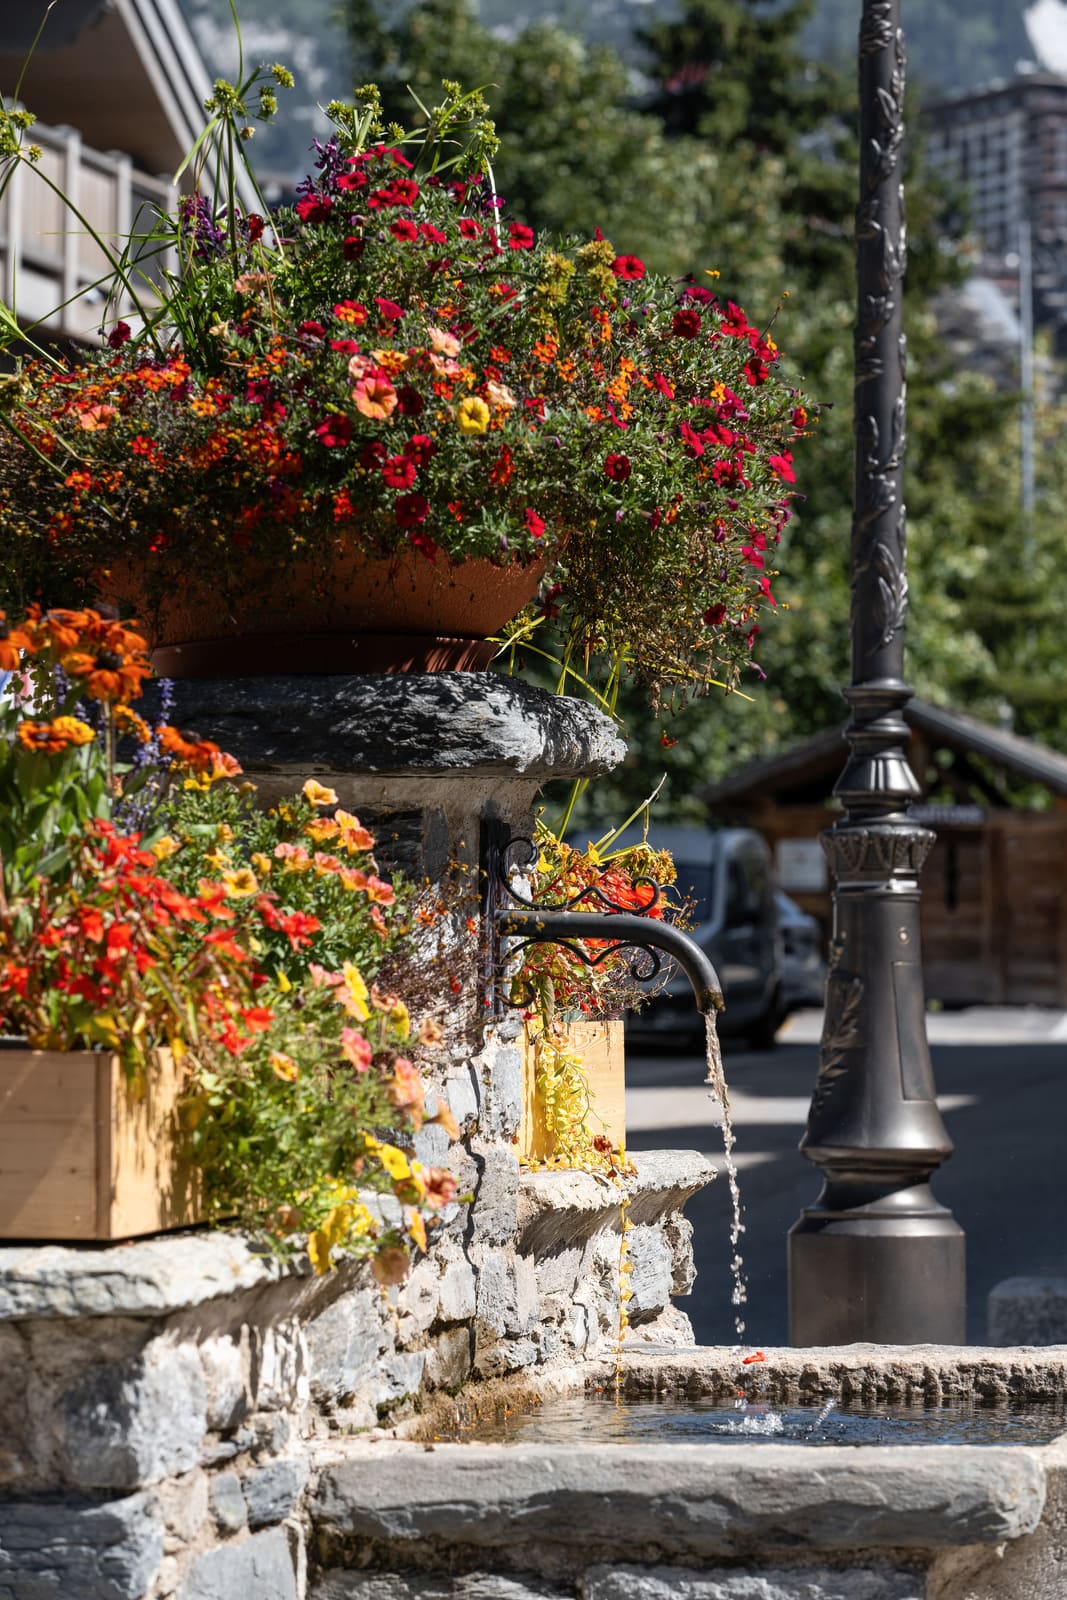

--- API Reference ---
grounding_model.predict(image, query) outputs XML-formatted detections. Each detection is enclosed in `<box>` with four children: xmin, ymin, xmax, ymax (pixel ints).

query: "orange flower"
<box><xmin>353</xmin><ymin>374</ymin><xmax>397</xmax><ymax>420</ymax></box>
<box><xmin>270</xmin><ymin>1052</ymin><xmax>300</xmax><ymax>1082</ymax></box>
<box><xmin>0</xmin><ymin>610</ymin><xmax>40</xmax><ymax>668</ymax></box>
<box><xmin>77</xmin><ymin>403</ymin><xmax>117</xmax><ymax>430</ymax></box>
<box><xmin>387</xmin><ymin>1056</ymin><xmax>425</xmax><ymax>1129</ymax></box>
<box><xmin>16</xmin><ymin>716</ymin><xmax>95</xmax><ymax>754</ymax></box>
<box><xmin>341</xmin><ymin>1027</ymin><xmax>373</xmax><ymax>1072</ymax></box>
<box><xmin>422</xmin><ymin>1168</ymin><xmax>459</xmax><ymax>1209</ymax></box>
<box><xmin>335</xmin><ymin>809</ymin><xmax>375</xmax><ymax>852</ymax></box>
<box><xmin>62</xmin><ymin>639</ymin><xmax>153</xmax><ymax>703</ymax></box>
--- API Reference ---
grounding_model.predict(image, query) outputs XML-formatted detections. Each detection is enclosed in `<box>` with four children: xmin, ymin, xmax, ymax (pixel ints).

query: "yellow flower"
<box><xmin>303</xmin><ymin>778</ymin><xmax>338</xmax><ymax>807</ymax></box>
<box><xmin>338</xmin><ymin>961</ymin><xmax>370</xmax><ymax>1020</ymax></box>
<box><xmin>251</xmin><ymin>852</ymin><xmax>273</xmax><ymax>877</ymax></box>
<box><xmin>389</xmin><ymin>999</ymin><xmax>411</xmax><ymax>1041</ymax></box>
<box><xmin>203</xmin><ymin>847</ymin><xmax>229</xmax><ymax>870</ymax></box>
<box><xmin>407</xmin><ymin>1208</ymin><xmax>428</xmax><ymax>1253</ymax></box>
<box><xmin>456</xmin><ymin>395</ymin><xmax>490</xmax><ymax>435</ymax></box>
<box><xmin>223</xmin><ymin>868</ymin><xmax>259</xmax><ymax>898</ymax></box>
<box><xmin>364</xmin><ymin>1135</ymin><xmax>412</xmax><ymax>1183</ymax></box>
<box><xmin>216</xmin><ymin>823</ymin><xmax>235</xmax><ymax>842</ymax></box>
<box><xmin>270</xmin><ymin>1051</ymin><xmax>299</xmax><ymax>1082</ymax></box>
<box><xmin>152</xmin><ymin>835</ymin><xmax>180</xmax><ymax>861</ymax></box>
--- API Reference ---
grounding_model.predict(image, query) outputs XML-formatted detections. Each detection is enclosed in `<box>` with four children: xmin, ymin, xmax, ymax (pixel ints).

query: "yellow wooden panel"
<box><xmin>520</xmin><ymin>1019</ymin><xmax>626</xmax><ymax>1165</ymax></box>
<box><xmin>0</xmin><ymin>1048</ymin><xmax>201</xmax><ymax>1241</ymax></box>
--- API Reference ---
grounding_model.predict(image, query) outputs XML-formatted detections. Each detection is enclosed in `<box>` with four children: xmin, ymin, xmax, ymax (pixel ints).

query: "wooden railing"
<box><xmin>0</xmin><ymin>120</ymin><xmax>177</xmax><ymax>343</ymax></box>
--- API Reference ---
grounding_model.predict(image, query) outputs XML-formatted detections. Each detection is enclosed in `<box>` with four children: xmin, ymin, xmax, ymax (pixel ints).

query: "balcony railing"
<box><xmin>0</xmin><ymin>120</ymin><xmax>178</xmax><ymax>344</ymax></box>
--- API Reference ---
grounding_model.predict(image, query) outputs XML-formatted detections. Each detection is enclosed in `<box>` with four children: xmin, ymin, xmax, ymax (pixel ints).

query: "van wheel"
<box><xmin>748</xmin><ymin>991</ymin><xmax>783</xmax><ymax>1051</ymax></box>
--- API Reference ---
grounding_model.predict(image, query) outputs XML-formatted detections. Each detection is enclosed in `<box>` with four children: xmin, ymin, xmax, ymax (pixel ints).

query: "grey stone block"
<box><xmin>373</xmin><ymin>1352</ymin><xmax>427</xmax><ymax>1408</ymax></box>
<box><xmin>200</xmin><ymin>1330</ymin><xmax>253</xmax><ymax>1431</ymax></box>
<box><xmin>156</xmin><ymin>674</ymin><xmax>625</xmax><ymax>782</ymax></box>
<box><xmin>443</xmin><ymin>1065</ymin><xmax>479</xmax><ymax>1131</ymax></box>
<box><xmin>209</xmin><ymin>1471</ymin><xmax>247</xmax><ymax>1533</ymax></box>
<box><xmin>470</xmin><ymin>1146</ymin><xmax>520</xmax><ymax>1247</ymax></box>
<box><xmin>580</xmin><ymin>1570</ymin><xmax>922</xmax><ymax>1600</ymax></box>
<box><xmin>180</xmin><ymin>1526</ymin><xmax>299</xmax><ymax>1600</ymax></box>
<box><xmin>0</xmin><ymin>1490</ymin><xmax>163</xmax><ymax>1600</ymax></box>
<box><xmin>59</xmin><ymin>1344</ymin><xmax>207</xmax><ymax>1490</ymax></box>
<box><xmin>396</xmin><ymin>1258</ymin><xmax>442</xmax><ymax>1339</ymax></box>
<box><xmin>438</xmin><ymin>1255</ymin><xmax>476</xmax><ymax>1324</ymax></box>
<box><xmin>988</xmin><ymin>1277</ymin><xmax>1067</xmax><ymax>1345</ymax></box>
<box><xmin>312</xmin><ymin>1440</ymin><xmax>1046</xmax><ymax>1555</ymax></box>
<box><xmin>626</xmin><ymin>1227</ymin><xmax>674</xmax><ymax>1322</ymax></box>
<box><xmin>313</xmin><ymin>1575</ymin><xmax>569</xmax><ymax>1598</ymax></box>
<box><xmin>306</xmin><ymin>1288</ymin><xmax>386</xmax><ymax>1407</ymax></box>
<box><xmin>480</xmin><ymin>1040</ymin><xmax>524</xmax><ymax>1141</ymax></box>
<box><xmin>241</xmin><ymin>1457</ymin><xmax>309</xmax><ymax>1529</ymax></box>
<box><xmin>423</xmin><ymin>1326</ymin><xmax>472</xmax><ymax>1391</ymax></box>
<box><xmin>0</xmin><ymin>1235</ymin><xmax>290</xmax><ymax>1322</ymax></box>
<box><xmin>413</xmin><ymin>1122</ymin><xmax>451</xmax><ymax>1168</ymax></box>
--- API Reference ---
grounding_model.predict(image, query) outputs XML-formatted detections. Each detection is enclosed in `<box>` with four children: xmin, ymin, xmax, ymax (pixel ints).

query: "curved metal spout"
<box><xmin>497</xmin><ymin>908</ymin><xmax>725</xmax><ymax>1016</ymax></box>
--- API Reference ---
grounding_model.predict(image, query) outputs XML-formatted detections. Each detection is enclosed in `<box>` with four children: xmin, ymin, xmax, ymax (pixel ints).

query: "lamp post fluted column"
<box><xmin>787</xmin><ymin>0</ymin><xmax>966</xmax><ymax>1345</ymax></box>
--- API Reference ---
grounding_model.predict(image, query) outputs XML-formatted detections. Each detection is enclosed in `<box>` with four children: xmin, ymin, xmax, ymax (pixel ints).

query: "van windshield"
<box><xmin>672</xmin><ymin>865</ymin><xmax>716</xmax><ymax>921</ymax></box>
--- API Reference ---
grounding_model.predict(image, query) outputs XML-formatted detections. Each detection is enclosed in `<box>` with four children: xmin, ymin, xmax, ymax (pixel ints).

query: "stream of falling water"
<box><xmin>703</xmin><ymin>1011</ymin><xmax>748</xmax><ymax>1352</ymax></box>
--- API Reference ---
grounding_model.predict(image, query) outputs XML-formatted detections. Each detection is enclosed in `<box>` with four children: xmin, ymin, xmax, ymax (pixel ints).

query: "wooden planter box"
<box><xmin>0</xmin><ymin>1046</ymin><xmax>201</xmax><ymax>1241</ymax></box>
<box><xmin>519</xmin><ymin>1018</ymin><xmax>626</xmax><ymax>1165</ymax></box>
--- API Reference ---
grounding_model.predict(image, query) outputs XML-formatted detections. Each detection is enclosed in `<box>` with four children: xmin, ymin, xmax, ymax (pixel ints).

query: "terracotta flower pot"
<box><xmin>100</xmin><ymin>539</ymin><xmax>549</xmax><ymax>678</ymax></box>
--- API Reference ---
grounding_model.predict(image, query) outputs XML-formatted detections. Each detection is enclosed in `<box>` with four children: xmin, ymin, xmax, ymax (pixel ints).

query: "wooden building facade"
<box><xmin>702</xmin><ymin>699</ymin><xmax>1067</xmax><ymax>1008</ymax></box>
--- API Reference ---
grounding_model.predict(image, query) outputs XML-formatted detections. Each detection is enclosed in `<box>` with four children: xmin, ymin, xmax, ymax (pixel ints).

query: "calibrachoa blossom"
<box><xmin>0</xmin><ymin>84</ymin><xmax>810</xmax><ymax>700</ymax></box>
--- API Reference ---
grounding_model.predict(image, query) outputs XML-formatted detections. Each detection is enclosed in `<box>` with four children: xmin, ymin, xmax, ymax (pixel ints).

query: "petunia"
<box><xmin>315</xmin><ymin>413</ymin><xmax>352</xmax><ymax>448</ymax></box>
<box><xmin>302</xmin><ymin>778</ymin><xmax>338</xmax><ymax>807</ymax></box>
<box><xmin>508</xmin><ymin>222</ymin><xmax>535</xmax><ymax>250</ymax></box>
<box><xmin>382</xmin><ymin>455</ymin><xmax>416</xmax><ymax>490</ymax></box>
<box><xmin>612</xmin><ymin>254</ymin><xmax>645</xmax><ymax>280</ymax></box>
<box><xmin>374</xmin><ymin>297</ymin><xmax>405</xmax><ymax>321</ymax></box>
<box><xmin>394</xmin><ymin>492</ymin><xmax>430</xmax><ymax>527</ymax></box>
<box><xmin>456</xmin><ymin>396</ymin><xmax>490</xmax><ymax>435</ymax></box>
<box><xmin>353</xmin><ymin>374</ymin><xmax>397</xmax><ymax>419</ymax></box>
<box><xmin>524</xmin><ymin>507</ymin><xmax>545</xmax><ymax>538</ymax></box>
<box><xmin>672</xmin><ymin>307</ymin><xmax>702</xmax><ymax>339</ymax></box>
<box><xmin>389</xmin><ymin>218</ymin><xmax>419</xmax><ymax>242</ymax></box>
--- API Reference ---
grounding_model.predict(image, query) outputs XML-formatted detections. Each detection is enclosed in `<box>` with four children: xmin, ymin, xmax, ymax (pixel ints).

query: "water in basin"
<box><xmin>441</xmin><ymin>1392</ymin><xmax>1067</xmax><ymax>1448</ymax></box>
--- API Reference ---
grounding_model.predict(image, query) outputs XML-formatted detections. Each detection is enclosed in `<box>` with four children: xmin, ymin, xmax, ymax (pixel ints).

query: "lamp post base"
<box><xmin>789</xmin><ymin>1209</ymin><xmax>966</xmax><ymax>1346</ymax></box>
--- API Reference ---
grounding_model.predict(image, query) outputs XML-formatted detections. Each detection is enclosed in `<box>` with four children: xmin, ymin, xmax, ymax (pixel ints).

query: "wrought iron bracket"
<box><xmin>483</xmin><ymin>824</ymin><xmax>724</xmax><ymax>1020</ymax></box>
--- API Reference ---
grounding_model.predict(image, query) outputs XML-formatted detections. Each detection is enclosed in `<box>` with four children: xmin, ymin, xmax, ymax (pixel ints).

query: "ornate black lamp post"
<box><xmin>787</xmin><ymin>0</ymin><xmax>966</xmax><ymax>1344</ymax></box>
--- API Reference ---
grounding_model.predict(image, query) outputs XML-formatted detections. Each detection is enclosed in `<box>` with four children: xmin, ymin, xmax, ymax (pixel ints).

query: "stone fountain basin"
<box><xmin>311</xmin><ymin>1345</ymin><xmax>1067</xmax><ymax>1600</ymax></box>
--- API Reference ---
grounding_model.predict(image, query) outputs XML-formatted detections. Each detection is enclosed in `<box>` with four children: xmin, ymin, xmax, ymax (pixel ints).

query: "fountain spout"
<box><xmin>496</xmin><ymin>907</ymin><xmax>724</xmax><ymax>1019</ymax></box>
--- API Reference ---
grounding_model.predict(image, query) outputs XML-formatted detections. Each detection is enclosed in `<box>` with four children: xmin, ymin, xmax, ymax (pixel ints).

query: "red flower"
<box><xmin>337</xmin><ymin>169</ymin><xmax>368</xmax><ymax>192</ymax></box>
<box><xmin>394</xmin><ymin>493</ymin><xmax>430</xmax><ymax>527</ymax></box>
<box><xmin>652</xmin><ymin>372</ymin><xmax>674</xmax><ymax>399</ymax></box>
<box><xmin>394</xmin><ymin>385</ymin><xmax>424</xmax><ymax>416</ymax></box>
<box><xmin>612</xmin><ymin>254</ymin><xmax>645</xmax><ymax>280</ymax></box>
<box><xmin>458</xmin><ymin>218</ymin><xmax>482</xmax><ymax>240</ymax></box>
<box><xmin>315</xmin><ymin>414</ymin><xmax>352</xmax><ymax>448</ymax></box>
<box><xmin>406</xmin><ymin>433</ymin><xmax>436</xmax><ymax>465</ymax></box>
<box><xmin>246</xmin><ymin>212</ymin><xmax>265</xmax><ymax>242</ymax></box>
<box><xmin>767</xmin><ymin>452</ymin><xmax>796</xmax><ymax>483</ymax></box>
<box><xmin>328</xmin><ymin>338</ymin><xmax>360</xmax><ymax>354</ymax></box>
<box><xmin>672</xmin><ymin>307</ymin><xmax>702</xmax><ymax>339</ymax></box>
<box><xmin>382</xmin><ymin>455</ymin><xmax>417</xmax><ymax>490</ymax></box>
<box><xmin>743</xmin><ymin>358</ymin><xmax>769</xmax><ymax>386</ymax></box>
<box><xmin>408</xmin><ymin>530</ymin><xmax>439</xmax><ymax>562</ymax></box>
<box><xmin>107</xmin><ymin>321</ymin><xmax>131</xmax><ymax>349</ymax></box>
<box><xmin>359</xmin><ymin>440</ymin><xmax>387</xmax><ymax>468</ymax></box>
<box><xmin>388</xmin><ymin>177</ymin><xmax>420</xmax><ymax>205</ymax></box>
<box><xmin>333</xmin><ymin>300</ymin><xmax>367</xmax><ymax>325</ymax></box>
<box><xmin>659</xmin><ymin>730</ymin><xmax>678</xmax><ymax>748</ymax></box>
<box><xmin>389</xmin><ymin>218</ymin><xmax>419</xmax><ymax>242</ymax></box>
<box><xmin>374</xmin><ymin>297</ymin><xmax>404</xmax><ymax>321</ymax></box>
<box><xmin>792</xmin><ymin>406</ymin><xmax>808</xmax><ymax>430</ymax></box>
<box><xmin>342</xmin><ymin>234</ymin><xmax>365</xmax><ymax>261</ymax></box>
<box><xmin>703</xmin><ymin>604</ymin><xmax>726</xmax><ymax>626</ymax></box>
<box><xmin>295</xmin><ymin>194</ymin><xmax>333</xmax><ymax>224</ymax></box>
<box><xmin>298</xmin><ymin>320</ymin><xmax>325</xmax><ymax>340</ymax></box>
<box><xmin>722</xmin><ymin>301</ymin><xmax>753</xmax><ymax>336</ymax></box>
<box><xmin>419</xmin><ymin>223</ymin><xmax>447</xmax><ymax>244</ymax></box>
<box><xmin>524</xmin><ymin>507</ymin><xmax>545</xmax><ymax>539</ymax></box>
<box><xmin>508</xmin><ymin>223</ymin><xmax>535</xmax><ymax>250</ymax></box>
<box><xmin>603</xmin><ymin>453</ymin><xmax>632</xmax><ymax>484</ymax></box>
<box><xmin>679</xmin><ymin>422</ymin><xmax>704</xmax><ymax>459</ymax></box>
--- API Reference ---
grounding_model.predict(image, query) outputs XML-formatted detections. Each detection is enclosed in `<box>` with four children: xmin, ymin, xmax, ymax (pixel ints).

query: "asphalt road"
<box><xmin>625</xmin><ymin>1007</ymin><xmax>1067</xmax><ymax>1347</ymax></box>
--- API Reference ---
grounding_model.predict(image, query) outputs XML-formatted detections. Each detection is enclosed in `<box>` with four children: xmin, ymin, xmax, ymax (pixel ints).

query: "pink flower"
<box><xmin>353</xmin><ymin>375</ymin><xmax>398</xmax><ymax>419</ymax></box>
<box><xmin>341</xmin><ymin>1027</ymin><xmax>373</xmax><ymax>1072</ymax></box>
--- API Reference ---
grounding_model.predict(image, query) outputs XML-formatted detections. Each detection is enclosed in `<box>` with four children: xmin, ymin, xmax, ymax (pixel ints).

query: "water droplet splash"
<box><xmin>704</xmin><ymin>1011</ymin><xmax>748</xmax><ymax>1350</ymax></box>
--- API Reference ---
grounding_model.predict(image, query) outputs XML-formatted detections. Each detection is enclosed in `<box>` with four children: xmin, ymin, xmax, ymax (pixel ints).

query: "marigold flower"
<box><xmin>16</xmin><ymin>716</ymin><xmax>95</xmax><ymax>754</ymax></box>
<box><xmin>353</xmin><ymin>374</ymin><xmax>397</xmax><ymax>420</ymax></box>
<box><xmin>456</xmin><ymin>396</ymin><xmax>490</xmax><ymax>435</ymax></box>
<box><xmin>333</xmin><ymin>300</ymin><xmax>367</xmax><ymax>326</ymax></box>
<box><xmin>302</xmin><ymin>778</ymin><xmax>338</xmax><ymax>807</ymax></box>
